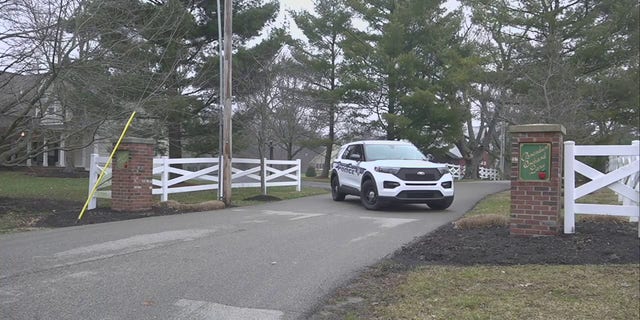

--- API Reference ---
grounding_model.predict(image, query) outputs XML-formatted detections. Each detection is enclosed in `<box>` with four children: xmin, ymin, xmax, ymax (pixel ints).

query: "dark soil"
<box><xmin>393</xmin><ymin>221</ymin><xmax>639</xmax><ymax>266</ymax></box>
<box><xmin>1</xmin><ymin>194</ymin><xmax>281</xmax><ymax>229</ymax></box>
<box><xmin>0</xmin><ymin>197</ymin><xmax>184</xmax><ymax>228</ymax></box>
<box><xmin>244</xmin><ymin>194</ymin><xmax>282</xmax><ymax>202</ymax></box>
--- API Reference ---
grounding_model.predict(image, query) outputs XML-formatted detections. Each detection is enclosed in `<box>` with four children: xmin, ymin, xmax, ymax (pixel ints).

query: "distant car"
<box><xmin>330</xmin><ymin>140</ymin><xmax>454</xmax><ymax>210</ymax></box>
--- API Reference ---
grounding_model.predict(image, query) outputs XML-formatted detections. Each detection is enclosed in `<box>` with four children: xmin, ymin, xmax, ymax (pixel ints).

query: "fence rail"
<box><xmin>446</xmin><ymin>164</ymin><xmax>464</xmax><ymax>180</ymax></box>
<box><xmin>88</xmin><ymin>155</ymin><xmax>301</xmax><ymax>209</ymax></box>
<box><xmin>609</xmin><ymin>154</ymin><xmax>640</xmax><ymax>214</ymax></box>
<box><xmin>479</xmin><ymin>167</ymin><xmax>499</xmax><ymax>180</ymax></box>
<box><xmin>445</xmin><ymin>164</ymin><xmax>500</xmax><ymax>180</ymax></box>
<box><xmin>564</xmin><ymin>140</ymin><xmax>639</xmax><ymax>235</ymax></box>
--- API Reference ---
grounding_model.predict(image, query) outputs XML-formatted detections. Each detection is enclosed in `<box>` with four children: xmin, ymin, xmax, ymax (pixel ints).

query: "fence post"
<box><xmin>296</xmin><ymin>159</ymin><xmax>302</xmax><ymax>191</ymax></box>
<box><xmin>263</xmin><ymin>158</ymin><xmax>268</xmax><ymax>195</ymax></box>
<box><xmin>88</xmin><ymin>153</ymin><xmax>98</xmax><ymax>210</ymax></box>
<box><xmin>631</xmin><ymin>141</ymin><xmax>639</xmax><ymax>225</ymax></box>
<box><xmin>161</xmin><ymin>156</ymin><xmax>169</xmax><ymax>202</ymax></box>
<box><xmin>564</xmin><ymin>141</ymin><xmax>575</xmax><ymax>234</ymax></box>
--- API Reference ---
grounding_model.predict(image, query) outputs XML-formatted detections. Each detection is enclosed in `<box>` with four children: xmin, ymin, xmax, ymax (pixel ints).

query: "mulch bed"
<box><xmin>392</xmin><ymin>221</ymin><xmax>639</xmax><ymax>266</ymax></box>
<box><xmin>0</xmin><ymin>197</ymin><xmax>183</xmax><ymax>228</ymax></box>
<box><xmin>35</xmin><ymin>206</ymin><xmax>185</xmax><ymax>227</ymax></box>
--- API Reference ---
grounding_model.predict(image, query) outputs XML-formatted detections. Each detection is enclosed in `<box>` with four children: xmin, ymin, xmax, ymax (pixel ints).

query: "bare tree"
<box><xmin>0</xmin><ymin>0</ymin><xmax>201</xmax><ymax>167</ymax></box>
<box><xmin>271</xmin><ymin>61</ymin><xmax>323</xmax><ymax>160</ymax></box>
<box><xmin>0</xmin><ymin>0</ymin><xmax>110</xmax><ymax>167</ymax></box>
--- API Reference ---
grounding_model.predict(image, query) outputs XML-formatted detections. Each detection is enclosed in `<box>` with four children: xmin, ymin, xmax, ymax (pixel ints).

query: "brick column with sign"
<box><xmin>112</xmin><ymin>137</ymin><xmax>155</xmax><ymax>212</ymax></box>
<box><xmin>509</xmin><ymin>124</ymin><xmax>565</xmax><ymax>236</ymax></box>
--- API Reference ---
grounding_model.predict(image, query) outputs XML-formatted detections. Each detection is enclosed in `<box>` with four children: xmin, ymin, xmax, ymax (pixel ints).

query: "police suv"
<box><xmin>330</xmin><ymin>140</ymin><xmax>454</xmax><ymax>210</ymax></box>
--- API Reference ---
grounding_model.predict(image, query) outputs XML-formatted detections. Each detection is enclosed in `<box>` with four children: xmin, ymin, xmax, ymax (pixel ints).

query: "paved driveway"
<box><xmin>0</xmin><ymin>181</ymin><xmax>509</xmax><ymax>319</ymax></box>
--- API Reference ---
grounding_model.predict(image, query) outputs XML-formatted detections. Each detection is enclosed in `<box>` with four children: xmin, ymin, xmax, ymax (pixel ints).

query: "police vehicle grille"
<box><xmin>395</xmin><ymin>168</ymin><xmax>441</xmax><ymax>181</ymax></box>
<box><xmin>396</xmin><ymin>190</ymin><xmax>444</xmax><ymax>199</ymax></box>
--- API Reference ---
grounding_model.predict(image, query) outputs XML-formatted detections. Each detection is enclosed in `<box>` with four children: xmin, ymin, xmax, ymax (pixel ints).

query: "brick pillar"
<box><xmin>112</xmin><ymin>137</ymin><xmax>155</xmax><ymax>212</ymax></box>
<box><xmin>509</xmin><ymin>124</ymin><xmax>565</xmax><ymax>236</ymax></box>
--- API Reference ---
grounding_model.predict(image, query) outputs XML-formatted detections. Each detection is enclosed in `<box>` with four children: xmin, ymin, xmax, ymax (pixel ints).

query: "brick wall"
<box><xmin>112</xmin><ymin>138</ymin><xmax>154</xmax><ymax>212</ymax></box>
<box><xmin>509</xmin><ymin>125</ymin><xmax>565</xmax><ymax>236</ymax></box>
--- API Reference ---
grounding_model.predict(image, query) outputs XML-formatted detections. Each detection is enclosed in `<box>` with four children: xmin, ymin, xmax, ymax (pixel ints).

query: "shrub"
<box><xmin>305</xmin><ymin>166</ymin><xmax>317</xmax><ymax>177</ymax></box>
<box><xmin>453</xmin><ymin>214</ymin><xmax>509</xmax><ymax>229</ymax></box>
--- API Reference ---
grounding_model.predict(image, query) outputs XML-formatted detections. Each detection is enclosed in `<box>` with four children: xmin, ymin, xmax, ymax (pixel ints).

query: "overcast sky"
<box><xmin>272</xmin><ymin>0</ymin><xmax>460</xmax><ymax>41</ymax></box>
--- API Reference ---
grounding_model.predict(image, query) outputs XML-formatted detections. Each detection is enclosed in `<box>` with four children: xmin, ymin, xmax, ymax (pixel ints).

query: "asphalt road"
<box><xmin>0</xmin><ymin>180</ymin><xmax>509</xmax><ymax>320</ymax></box>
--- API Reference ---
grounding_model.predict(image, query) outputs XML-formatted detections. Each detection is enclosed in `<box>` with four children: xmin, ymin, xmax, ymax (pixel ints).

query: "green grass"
<box><xmin>465</xmin><ymin>190</ymin><xmax>511</xmax><ymax>217</ymax></box>
<box><xmin>0</xmin><ymin>171</ymin><xmax>89</xmax><ymax>201</ymax></box>
<box><xmin>464</xmin><ymin>188</ymin><xmax>623</xmax><ymax>219</ymax></box>
<box><xmin>0</xmin><ymin>171</ymin><xmax>327</xmax><ymax>205</ymax></box>
<box><xmin>576</xmin><ymin>188</ymin><xmax>619</xmax><ymax>204</ymax></box>
<box><xmin>302</xmin><ymin>176</ymin><xmax>330</xmax><ymax>183</ymax></box>
<box><xmin>374</xmin><ymin>265</ymin><xmax>639</xmax><ymax>320</ymax></box>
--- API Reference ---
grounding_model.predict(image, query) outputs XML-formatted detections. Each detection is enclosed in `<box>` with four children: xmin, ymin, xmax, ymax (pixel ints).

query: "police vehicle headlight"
<box><xmin>375</xmin><ymin>167</ymin><xmax>400</xmax><ymax>174</ymax></box>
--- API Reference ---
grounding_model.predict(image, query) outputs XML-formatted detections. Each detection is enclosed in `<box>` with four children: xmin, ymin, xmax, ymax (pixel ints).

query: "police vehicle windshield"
<box><xmin>364</xmin><ymin>144</ymin><xmax>427</xmax><ymax>161</ymax></box>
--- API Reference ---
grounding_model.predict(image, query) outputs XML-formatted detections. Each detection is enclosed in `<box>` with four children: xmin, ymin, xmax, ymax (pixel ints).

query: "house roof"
<box><xmin>0</xmin><ymin>72</ymin><xmax>44</xmax><ymax>127</ymax></box>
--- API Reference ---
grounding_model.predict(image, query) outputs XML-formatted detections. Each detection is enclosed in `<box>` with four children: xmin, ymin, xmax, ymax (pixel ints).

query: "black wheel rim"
<box><xmin>365</xmin><ymin>185</ymin><xmax>376</xmax><ymax>204</ymax></box>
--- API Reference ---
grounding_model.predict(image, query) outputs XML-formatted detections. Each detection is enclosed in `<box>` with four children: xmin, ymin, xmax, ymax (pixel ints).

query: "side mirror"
<box><xmin>349</xmin><ymin>153</ymin><xmax>362</xmax><ymax>161</ymax></box>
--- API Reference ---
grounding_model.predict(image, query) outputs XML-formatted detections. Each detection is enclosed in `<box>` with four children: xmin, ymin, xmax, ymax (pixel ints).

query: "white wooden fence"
<box><xmin>445</xmin><ymin>164</ymin><xmax>500</xmax><ymax>180</ymax></box>
<box><xmin>479</xmin><ymin>167</ymin><xmax>499</xmax><ymax>180</ymax></box>
<box><xmin>446</xmin><ymin>164</ymin><xmax>465</xmax><ymax>180</ymax></box>
<box><xmin>87</xmin><ymin>154</ymin><xmax>112</xmax><ymax>210</ymax></box>
<box><xmin>609</xmin><ymin>154</ymin><xmax>640</xmax><ymax>212</ymax></box>
<box><xmin>564</xmin><ymin>140</ymin><xmax>639</xmax><ymax>235</ymax></box>
<box><xmin>88</xmin><ymin>155</ymin><xmax>301</xmax><ymax>209</ymax></box>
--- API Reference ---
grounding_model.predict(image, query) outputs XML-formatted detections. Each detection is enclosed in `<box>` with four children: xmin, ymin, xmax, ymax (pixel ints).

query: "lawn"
<box><xmin>373</xmin><ymin>264</ymin><xmax>638</xmax><ymax>320</ymax></box>
<box><xmin>0</xmin><ymin>171</ymin><xmax>89</xmax><ymax>200</ymax></box>
<box><xmin>0</xmin><ymin>170</ymin><xmax>326</xmax><ymax>203</ymax></box>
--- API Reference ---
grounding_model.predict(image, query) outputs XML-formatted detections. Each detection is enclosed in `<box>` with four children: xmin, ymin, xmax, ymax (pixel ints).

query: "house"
<box><xmin>0</xmin><ymin>72</ymin><xmax>113</xmax><ymax>170</ymax></box>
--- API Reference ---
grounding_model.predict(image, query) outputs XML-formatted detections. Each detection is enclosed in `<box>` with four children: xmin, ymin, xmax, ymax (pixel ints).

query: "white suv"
<box><xmin>330</xmin><ymin>140</ymin><xmax>454</xmax><ymax>210</ymax></box>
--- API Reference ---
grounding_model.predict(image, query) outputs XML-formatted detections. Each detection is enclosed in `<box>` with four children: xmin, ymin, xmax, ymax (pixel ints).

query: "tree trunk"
<box><xmin>320</xmin><ymin>107</ymin><xmax>335</xmax><ymax>178</ymax></box>
<box><xmin>287</xmin><ymin>143</ymin><xmax>293</xmax><ymax>160</ymax></box>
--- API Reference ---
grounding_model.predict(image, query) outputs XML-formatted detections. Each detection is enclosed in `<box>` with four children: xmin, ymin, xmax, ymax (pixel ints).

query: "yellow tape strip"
<box><xmin>77</xmin><ymin>112</ymin><xmax>137</xmax><ymax>222</ymax></box>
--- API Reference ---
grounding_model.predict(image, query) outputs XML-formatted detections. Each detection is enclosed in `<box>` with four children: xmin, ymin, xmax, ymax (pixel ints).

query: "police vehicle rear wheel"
<box><xmin>331</xmin><ymin>176</ymin><xmax>346</xmax><ymax>201</ymax></box>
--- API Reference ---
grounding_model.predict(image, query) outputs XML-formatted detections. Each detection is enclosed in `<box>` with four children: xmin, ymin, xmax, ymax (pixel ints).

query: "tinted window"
<box><xmin>342</xmin><ymin>145</ymin><xmax>364</xmax><ymax>160</ymax></box>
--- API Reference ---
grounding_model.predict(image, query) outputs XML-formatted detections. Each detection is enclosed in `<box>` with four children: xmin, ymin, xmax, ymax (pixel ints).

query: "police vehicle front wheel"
<box><xmin>361</xmin><ymin>180</ymin><xmax>383</xmax><ymax>210</ymax></box>
<box><xmin>426</xmin><ymin>196</ymin><xmax>454</xmax><ymax>210</ymax></box>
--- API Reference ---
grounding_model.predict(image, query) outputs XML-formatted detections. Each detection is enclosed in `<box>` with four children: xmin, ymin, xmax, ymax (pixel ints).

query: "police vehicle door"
<box><xmin>340</xmin><ymin>144</ymin><xmax>364</xmax><ymax>189</ymax></box>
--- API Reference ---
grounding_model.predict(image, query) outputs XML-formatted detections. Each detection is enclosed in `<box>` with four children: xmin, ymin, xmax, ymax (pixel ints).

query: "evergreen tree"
<box><xmin>463</xmin><ymin>0</ymin><xmax>639</xmax><ymax>143</ymax></box>
<box><xmin>290</xmin><ymin>0</ymin><xmax>352</xmax><ymax>177</ymax></box>
<box><xmin>343</xmin><ymin>0</ymin><xmax>468</xmax><ymax>154</ymax></box>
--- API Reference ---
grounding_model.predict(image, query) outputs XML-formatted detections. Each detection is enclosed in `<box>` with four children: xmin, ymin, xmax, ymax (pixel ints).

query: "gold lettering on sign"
<box><xmin>521</xmin><ymin>144</ymin><xmax>549</xmax><ymax>177</ymax></box>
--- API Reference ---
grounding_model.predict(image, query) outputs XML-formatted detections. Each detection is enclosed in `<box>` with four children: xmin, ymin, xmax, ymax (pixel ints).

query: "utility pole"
<box><xmin>222</xmin><ymin>0</ymin><xmax>233</xmax><ymax>206</ymax></box>
<box><xmin>216</xmin><ymin>0</ymin><xmax>224</xmax><ymax>201</ymax></box>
